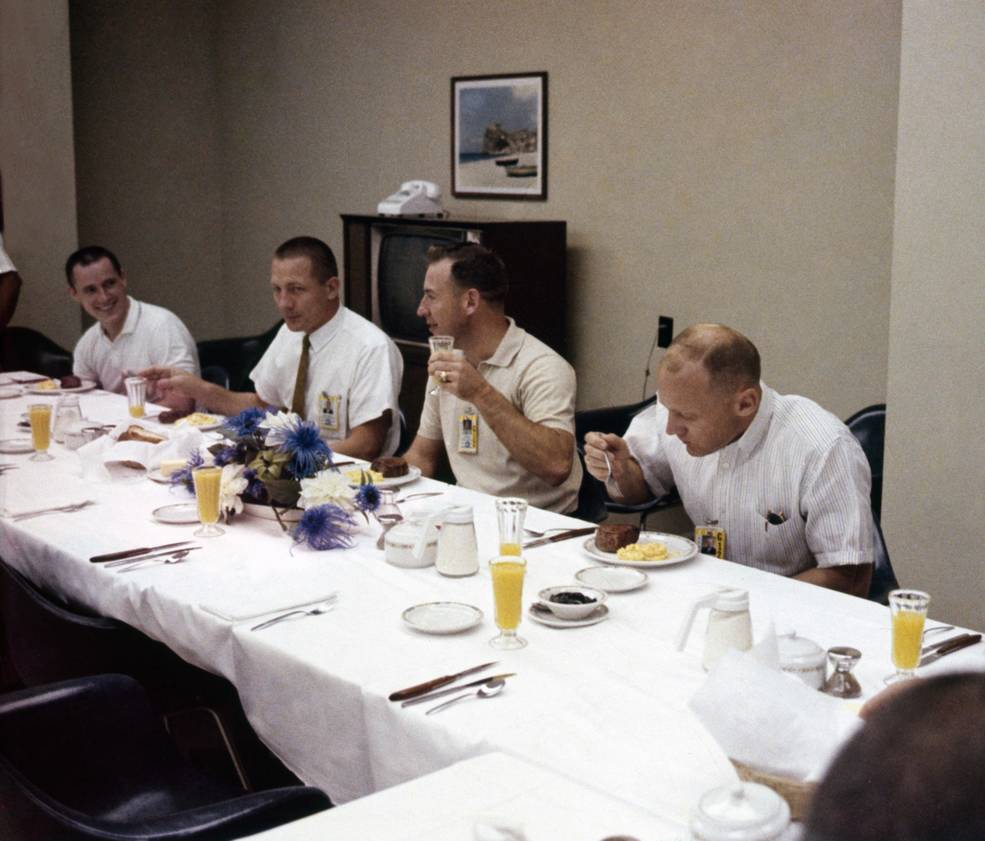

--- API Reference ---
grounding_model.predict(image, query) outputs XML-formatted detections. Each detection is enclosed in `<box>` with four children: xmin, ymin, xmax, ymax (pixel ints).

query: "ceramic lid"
<box><xmin>442</xmin><ymin>505</ymin><xmax>474</xmax><ymax>525</ymax></box>
<box><xmin>691</xmin><ymin>782</ymin><xmax>790</xmax><ymax>841</ymax></box>
<box><xmin>715</xmin><ymin>588</ymin><xmax>749</xmax><ymax>612</ymax></box>
<box><xmin>777</xmin><ymin>631</ymin><xmax>826</xmax><ymax>669</ymax></box>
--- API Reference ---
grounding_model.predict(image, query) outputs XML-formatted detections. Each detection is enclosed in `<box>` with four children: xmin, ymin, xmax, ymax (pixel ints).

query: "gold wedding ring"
<box><xmin>439</xmin><ymin>370</ymin><xmax>449</xmax><ymax>383</ymax></box>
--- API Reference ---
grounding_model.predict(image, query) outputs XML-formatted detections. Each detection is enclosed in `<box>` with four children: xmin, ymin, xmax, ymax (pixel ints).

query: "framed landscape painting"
<box><xmin>451</xmin><ymin>72</ymin><xmax>547</xmax><ymax>200</ymax></box>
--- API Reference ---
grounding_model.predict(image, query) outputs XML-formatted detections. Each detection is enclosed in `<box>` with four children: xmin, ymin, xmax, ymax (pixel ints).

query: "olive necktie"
<box><xmin>290</xmin><ymin>334</ymin><xmax>311</xmax><ymax>417</ymax></box>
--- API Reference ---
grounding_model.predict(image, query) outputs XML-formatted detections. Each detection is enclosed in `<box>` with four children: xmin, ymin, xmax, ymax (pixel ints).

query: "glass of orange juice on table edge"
<box><xmin>490</xmin><ymin>555</ymin><xmax>527</xmax><ymax>649</ymax></box>
<box><xmin>28</xmin><ymin>403</ymin><xmax>54</xmax><ymax>461</ymax></box>
<box><xmin>886</xmin><ymin>589</ymin><xmax>930</xmax><ymax>683</ymax></box>
<box><xmin>192</xmin><ymin>466</ymin><xmax>224</xmax><ymax>537</ymax></box>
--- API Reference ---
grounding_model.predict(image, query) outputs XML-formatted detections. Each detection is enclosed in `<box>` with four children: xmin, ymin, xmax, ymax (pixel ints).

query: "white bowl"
<box><xmin>537</xmin><ymin>585</ymin><xmax>607</xmax><ymax>620</ymax></box>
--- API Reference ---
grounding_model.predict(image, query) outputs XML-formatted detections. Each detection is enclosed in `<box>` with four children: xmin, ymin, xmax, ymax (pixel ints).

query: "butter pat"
<box><xmin>159</xmin><ymin>459</ymin><xmax>187</xmax><ymax>477</ymax></box>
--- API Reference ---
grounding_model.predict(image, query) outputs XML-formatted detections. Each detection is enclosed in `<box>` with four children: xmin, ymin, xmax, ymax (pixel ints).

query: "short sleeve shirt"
<box><xmin>249</xmin><ymin>307</ymin><xmax>404</xmax><ymax>455</ymax></box>
<box><xmin>623</xmin><ymin>385</ymin><xmax>874</xmax><ymax>576</ymax></box>
<box><xmin>73</xmin><ymin>297</ymin><xmax>199</xmax><ymax>394</ymax></box>
<box><xmin>417</xmin><ymin>319</ymin><xmax>582</xmax><ymax>513</ymax></box>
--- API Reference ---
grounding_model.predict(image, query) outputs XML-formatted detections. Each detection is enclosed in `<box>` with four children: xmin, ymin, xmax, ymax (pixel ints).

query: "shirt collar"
<box><xmin>481</xmin><ymin>318</ymin><xmax>523</xmax><ymax>368</ymax></box>
<box><xmin>306</xmin><ymin>306</ymin><xmax>345</xmax><ymax>352</ymax></box>
<box><xmin>732</xmin><ymin>383</ymin><xmax>774</xmax><ymax>458</ymax></box>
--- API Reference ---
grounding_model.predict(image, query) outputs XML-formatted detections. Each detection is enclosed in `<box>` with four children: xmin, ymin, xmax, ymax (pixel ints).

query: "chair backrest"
<box><xmin>0</xmin><ymin>327</ymin><xmax>73</xmax><ymax>378</ymax></box>
<box><xmin>197</xmin><ymin>321</ymin><xmax>281</xmax><ymax>393</ymax></box>
<box><xmin>201</xmin><ymin>364</ymin><xmax>231</xmax><ymax>390</ymax></box>
<box><xmin>843</xmin><ymin>404</ymin><xmax>898</xmax><ymax>603</ymax></box>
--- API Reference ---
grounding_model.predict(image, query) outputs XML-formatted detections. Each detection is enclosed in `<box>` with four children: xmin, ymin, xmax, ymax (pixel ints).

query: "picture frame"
<box><xmin>451</xmin><ymin>72</ymin><xmax>548</xmax><ymax>200</ymax></box>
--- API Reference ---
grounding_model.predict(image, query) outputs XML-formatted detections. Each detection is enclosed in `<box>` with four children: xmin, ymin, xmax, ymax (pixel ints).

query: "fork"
<box><xmin>250</xmin><ymin>595</ymin><xmax>339</xmax><ymax>631</ymax></box>
<box><xmin>12</xmin><ymin>500</ymin><xmax>96</xmax><ymax>521</ymax></box>
<box><xmin>522</xmin><ymin>526</ymin><xmax>574</xmax><ymax>538</ymax></box>
<box><xmin>114</xmin><ymin>549</ymin><xmax>196</xmax><ymax>572</ymax></box>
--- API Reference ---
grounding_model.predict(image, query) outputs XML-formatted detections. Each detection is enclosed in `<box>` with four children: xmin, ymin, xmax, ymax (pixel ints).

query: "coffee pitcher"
<box><xmin>675</xmin><ymin>588</ymin><xmax>753</xmax><ymax>670</ymax></box>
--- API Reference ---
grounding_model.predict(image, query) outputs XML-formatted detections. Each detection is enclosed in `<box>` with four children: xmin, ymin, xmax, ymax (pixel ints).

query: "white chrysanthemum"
<box><xmin>220</xmin><ymin>463</ymin><xmax>248</xmax><ymax>515</ymax></box>
<box><xmin>259</xmin><ymin>410</ymin><xmax>302</xmax><ymax>448</ymax></box>
<box><xmin>298</xmin><ymin>469</ymin><xmax>355</xmax><ymax>510</ymax></box>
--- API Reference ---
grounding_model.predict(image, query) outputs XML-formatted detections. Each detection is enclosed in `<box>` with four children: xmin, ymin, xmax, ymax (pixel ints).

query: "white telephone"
<box><xmin>377</xmin><ymin>180</ymin><xmax>445</xmax><ymax>217</ymax></box>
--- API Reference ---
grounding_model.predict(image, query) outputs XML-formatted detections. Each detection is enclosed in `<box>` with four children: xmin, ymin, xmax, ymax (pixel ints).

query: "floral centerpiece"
<box><xmin>171</xmin><ymin>407</ymin><xmax>380</xmax><ymax>550</ymax></box>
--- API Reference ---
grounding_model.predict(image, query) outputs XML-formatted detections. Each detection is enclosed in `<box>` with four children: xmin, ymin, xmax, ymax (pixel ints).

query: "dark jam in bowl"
<box><xmin>549</xmin><ymin>591</ymin><xmax>597</xmax><ymax>605</ymax></box>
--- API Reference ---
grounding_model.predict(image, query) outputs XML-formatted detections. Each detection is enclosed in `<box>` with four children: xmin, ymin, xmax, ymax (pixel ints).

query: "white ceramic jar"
<box><xmin>435</xmin><ymin>505</ymin><xmax>478</xmax><ymax>577</ymax></box>
<box><xmin>690</xmin><ymin>782</ymin><xmax>790</xmax><ymax>841</ymax></box>
<box><xmin>385</xmin><ymin>520</ymin><xmax>437</xmax><ymax>568</ymax></box>
<box><xmin>777</xmin><ymin>631</ymin><xmax>826</xmax><ymax>690</ymax></box>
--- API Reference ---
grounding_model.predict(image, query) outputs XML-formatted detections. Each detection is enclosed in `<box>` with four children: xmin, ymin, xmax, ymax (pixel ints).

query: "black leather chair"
<box><xmin>0</xmin><ymin>674</ymin><xmax>331</xmax><ymax>840</ymax></box>
<box><xmin>197</xmin><ymin>322</ymin><xmax>281</xmax><ymax>393</ymax></box>
<box><xmin>574</xmin><ymin>396</ymin><xmax>681</xmax><ymax>525</ymax></box>
<box><xmin>844</xmin><ymin>404</ymin><xmax>898</xmax><ymax>603</ymax></box>
<box><xmin>200</xmin><ymin>365</ymin><xmax>231</xmax><ymax>390</ymax></box>
<box><xmin>0</xmin><ymin>326</ymin><xmax>73</xmax><ymax>378</ymax></box>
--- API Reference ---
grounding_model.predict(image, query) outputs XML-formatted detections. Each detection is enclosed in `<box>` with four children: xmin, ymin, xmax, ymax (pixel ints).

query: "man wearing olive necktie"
<box><xmin>143</xmin><ymin>237</ymin><xmax>403</xmax><ymax>460</ymax></box>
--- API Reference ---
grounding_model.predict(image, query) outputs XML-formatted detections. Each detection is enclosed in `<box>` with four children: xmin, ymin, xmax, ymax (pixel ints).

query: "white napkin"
<box><xmin>0</xmin><ymin>472</ymin><xmax>93</xmax><ymax>518</ymax></box>
<box><xmin>77</xmin><ymin>424</ymin><xmax>203</xmax><ymax>480</ymax></box>
<box><xmin>690</xmin><ymin>648</ymin><xmax>861</xmax><ymax>782</ymax></box>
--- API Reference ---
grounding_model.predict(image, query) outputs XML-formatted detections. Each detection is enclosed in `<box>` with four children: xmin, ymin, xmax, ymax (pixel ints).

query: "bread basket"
<box><xmin>730</xmin><ymin>759</ymin><xmax>816</xmax><ymax>821</ymax></box>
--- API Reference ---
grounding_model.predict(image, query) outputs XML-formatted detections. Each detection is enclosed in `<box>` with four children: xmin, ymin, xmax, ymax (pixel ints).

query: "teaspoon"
<box><xmin>116</xmin><ymin>548</ymin><xmax>195</xmax><ymax>572</ymax></box>
<box><xmin>425</xmin><ymin>678</ymin><xmax>505</xmax><ymax>715</ymax></box>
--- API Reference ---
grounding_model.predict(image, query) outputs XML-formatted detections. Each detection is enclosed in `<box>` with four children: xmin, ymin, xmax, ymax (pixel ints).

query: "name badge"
<box><xmin>694</xmin><ymin>524</ymin><xmax>726</xmax><ymax>559</ymax></box>
<box><xmin>458</xmin><ymin>413</ymin><xmax>478</xmax><ymax>454</ymax></box>
<box><xmin>319</xmin><ymin>393</ymin><xmax>341</xmax><ymax>433</ymax></box>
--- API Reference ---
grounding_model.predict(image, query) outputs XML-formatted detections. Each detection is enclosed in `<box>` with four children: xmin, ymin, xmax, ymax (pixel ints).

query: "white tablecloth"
<box><xmin>1</xmin><ymin>387</ymin><xmax>981</xmax><ymax>827</ymax></box>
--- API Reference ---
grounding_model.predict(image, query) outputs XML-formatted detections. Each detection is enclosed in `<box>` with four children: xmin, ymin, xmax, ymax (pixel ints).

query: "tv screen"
<box><xmin>376</xmin><ymin>228</ymin><xmax>468</xmax><ymax>345</ymax></box>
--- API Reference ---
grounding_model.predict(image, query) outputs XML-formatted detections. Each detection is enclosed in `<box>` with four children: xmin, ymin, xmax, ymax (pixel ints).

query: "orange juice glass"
<box><xmin>192</xmin><ymin>466</ymin><xmax>224</xmax><ymax>537</ymax></box>
<box><xmin>125</xmin><ymin>376</ymin><xmax>147</xmax><ymax>418</ymax></box>
<box><xmin>887</xmin><ymin>589</ymin><xmax>929</xmax><ymax>682</ymax></box>
<box><xmin>490</xmin><ymin>555</ymin><xmax>527</xmax><ymax>649</ymax></box>
<box><xmin>495</xmin><ymin>497</ymin><xmax>527</xmax><ymax>557</ymax></box>
<box><xmin>28</xmin><ymin>403</ymin><xmax>54</xmax><ymax>461</ymax></box>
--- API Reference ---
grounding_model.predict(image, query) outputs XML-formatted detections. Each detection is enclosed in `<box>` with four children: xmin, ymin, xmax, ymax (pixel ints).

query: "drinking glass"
<box><xmin>192</xmin><ymin>466</ymin><xmax>224</xmax><ymax>537</ymax></box>
<box><xmin>125</xmin><ymin>376</ymin><xmax>147</xmax><ymax>418</ymax></box>
<box><xmin>495</xmin><ymin>497</ymin><xmax>527</xmax><ymax>556</ymax></box>
<box><xmin>886</xmin><ymin>589</ymin><xmax>930</xmax><ymax>683</ymax></box>
<box><xmin>28</xmin><ymin>403</ymin><xmax>54</xmax><ymax>461</ymax></box>
<box><xmin>427</xmin><ymin>335</ymin><xmax>455</xmax><ymax>395</ymax></box>
<box><xmin>52</xmin><ymin>395</ymin><xmax>83</xmax><ymax>443</ymax></box>
<box><xmin>489</xmin><ymin>554</ymin><xmax>527</xmax><ymax>649</ymax></box>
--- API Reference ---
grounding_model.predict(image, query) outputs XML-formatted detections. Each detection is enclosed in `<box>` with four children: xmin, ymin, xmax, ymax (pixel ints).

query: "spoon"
<box><xmin>116</xmin><ymin>548</ymin><xmax>195</xmax><ymax>572</ymax></box>
<box><xmin>425</xmin><ymin>678</ymin><xmax>505</xmax><ymax>715</ymax></box>
<box><xmin>394</xmin><ymin>491</ymin><xmax>444</xmax><ymax>504</ymax></box>
<box><xmin>376</xmin><ymin>512</ymin><xmax>404</xmax><ymax>550</ymax></box>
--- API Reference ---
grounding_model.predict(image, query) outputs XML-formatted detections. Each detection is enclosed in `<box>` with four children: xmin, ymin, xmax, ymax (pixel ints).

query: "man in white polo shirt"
<box><xmin>66</xmin><ymin>245</ymin><xmax>198</xmax><ymax>413</ymax></box>
<box><xmin>143</xmin><ymin>237</ymin><xmax>403</xmax><ymax>460</ymax></box>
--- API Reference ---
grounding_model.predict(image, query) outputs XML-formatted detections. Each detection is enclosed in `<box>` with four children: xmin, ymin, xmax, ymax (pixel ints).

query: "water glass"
<box><xmin>125</xmin><ymin>376</ymin><xmax>147</xmax><ymax>418</ymax></box>
<box><xmin>28</xmin><ymin>403</ymin><xmax>54</xmax><ymax>461</ymax></box>
<box><xmin>52</xmin><ymin>395</ymin><xmax>83</xmax><ymax>443</ymax></box>
<box><xmin>489</xmin><ymin>554</ymin><xmax>527</xmax><ymax>650</ymax></box>
<box><xmin>495</xmin><ymin>497</ymin><xmax>527</xmax><ymax>556</ymax></box>
<box><xmin>887</xmin><ymin>589</ymin><xmax>930</xmax><ymax>683</ymax></box>
<box><xmin>192</xmin><ymin>466</ymin><xmax>224</xmax><ymax>537</ymax></box>
<box><xmin>427</xmin><ymin>335</ymin><xmax>455</xmax><ymax>395</ymax></box>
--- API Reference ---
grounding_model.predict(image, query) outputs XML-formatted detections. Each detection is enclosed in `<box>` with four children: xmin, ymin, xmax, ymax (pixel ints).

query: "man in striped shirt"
<box><xmin>584</xmin><ymin>324</ymin><xmax>873</xmax><ymax>596</ymax></box>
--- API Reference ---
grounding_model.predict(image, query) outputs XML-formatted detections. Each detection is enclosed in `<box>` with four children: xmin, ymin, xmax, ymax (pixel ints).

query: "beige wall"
<box><xmin>0</xmin><ymin>0</ymin><xmax>78</xmax><ymax>350</ymax></box>
<box><xmin>883</xmin><ymin>2</ymin><xmax>985</xmax><ymax>628</ymax></box>
<box><xmin>70</xmin><ymin>0</ymin><xmax>226</xmax><ymax>340</ymax></box>
<box><xmin>210</xmin><ymin>0</ymin><xmax>900</xmax><ymax>417</ymax></box>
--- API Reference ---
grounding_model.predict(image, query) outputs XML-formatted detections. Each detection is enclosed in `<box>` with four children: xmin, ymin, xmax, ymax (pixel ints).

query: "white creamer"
<box><xmin>435</xmin><ymin>505</ymin><xmax>479</xmax><ymax>577</ymax></box>
<box><xmin>675</xmin><ymin>588</ymin><xmax>753</xmax><ymax>671</ymax></box>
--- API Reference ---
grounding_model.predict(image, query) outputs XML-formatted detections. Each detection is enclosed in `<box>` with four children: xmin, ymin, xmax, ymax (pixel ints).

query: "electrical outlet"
<box><xmin>657</xmin><ymin>316</ymin><xmax>674</xmax><ymax>348</ymax></box>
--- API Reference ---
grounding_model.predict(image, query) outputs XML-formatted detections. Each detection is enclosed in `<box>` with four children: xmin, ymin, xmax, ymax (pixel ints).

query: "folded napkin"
<box><xmin>200</xmin><ymin>592</ymin><xmax>338</xmax><ymax>622</ymax></box>
<box><xmin>78</xmin><ymin>424</ymin><xmax>203</xmax><ymax>480</ymax></box>
<box><xmin>690</xmin><ymin>648</ymin><xmax>860</xmax><ymax>782</ymax></box>
<box><xmin>0</xmin><ymin>472</ymin><xmax>93</xmax><ymax>518</ymax></box>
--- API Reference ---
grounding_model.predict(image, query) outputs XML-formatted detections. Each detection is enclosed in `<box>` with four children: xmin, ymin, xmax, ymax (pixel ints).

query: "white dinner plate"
<box><xmin>346</xmin><ymin>464</ymin><xmax>422</xmax><ymax>489</ymax></box>
<box><xmin>402</xmin><ymin>602</ymin><xmax>483</xmax><ymax>635</ymax></box>
<box><xmin>581</xmin><ymin>531</ymin><xmax>698</xmax><ymax>569</ymax></box>
<box><xmin>0</xmin><ymin>385</ymin><xmax>23</xmax><ymax>399</ymax></box>
<box><xmin>528</xmin><ymin>602</ymin><xmax>609</xmax><ymax>628</ymax></box>
<box><xmin>172</xmin><ymin>414</ymin><xmax>225</xmax><ymax>432</ymax></box>
<box><xmin>152</xmin><ymin>503</ymin><xmax>200</xmax><ymax>524</ymax></box>
<box><xmin>148</xmin><ymin>469</ymin><xmax>176</xmax><ymax>485</ymax></box>
<box><xmin>575</xmin><ymin>566</ymin><xmax>649</xmax><ymax>593</ymax></box>
<box><xmin>28</xmin><ymin>379</ymin><xmax>97</xmax><ymax>395</ymax></box>
<box><xmin>0</xmin><ymin>438</ymin><xmax>34</xmax><ymax>454</ymax></box>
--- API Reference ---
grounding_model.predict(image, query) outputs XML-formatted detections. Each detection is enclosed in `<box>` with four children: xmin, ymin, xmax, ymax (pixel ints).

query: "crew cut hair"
<box><xmin>660</xmin><ymin>323</ymin><xmax>761</xmax><ymax>393</ymax></box>
<box><xmin>426</xmin><ymin>242</ymin><xmax>509</xmax><ymax>304</ymax></box>
<box><xmin>274</xmin><ymin>236</ymin><xmax>338</xmax><ymax>282</ymax></box>
<box><xmin>65</xmin><ymin>246</ymin><xmax>123</xmax><ymax>287</ymax></box>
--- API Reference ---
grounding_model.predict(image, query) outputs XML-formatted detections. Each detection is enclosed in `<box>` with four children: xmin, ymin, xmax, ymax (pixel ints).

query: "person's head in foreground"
<box><xmin>804</xmin><ymin>672</ymin><xmax>985</xmax><ymax>841</ymax></box>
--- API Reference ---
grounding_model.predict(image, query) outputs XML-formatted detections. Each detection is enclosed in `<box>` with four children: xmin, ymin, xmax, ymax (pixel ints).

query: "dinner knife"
<box><xmin>401</xmin><ymin>673</ymin><xmax>516</xmax><ymax>708</ymax></box>
<box><xmin>522</xmin><ymin>526</ymin><xmax>597</xmax><ymax>550</ymax></box>
<box><xmin>90</xmin><ymin>540</ymin><xmax>197</xmax><ymax>563</ymax></box>
<box><xmin>921</xmin><ymin>633</ymin><xmax>976</xmax><ymax>657</ymax></box>
<box><xmin>389</xmin><ymin>660</ymin><xmax>499</xmax><ymax>702</ymax></box>
<box><xmin>920</xmin><ymin>633</ymin><xmax>982</xmax><ymax>667</ymax></box>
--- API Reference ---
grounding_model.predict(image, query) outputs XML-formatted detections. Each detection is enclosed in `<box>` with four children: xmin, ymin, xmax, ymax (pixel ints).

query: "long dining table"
<box><xmin>1</xmin><ymin>380</ymin><xmax>982</xmax><ymax>835</ymax></box>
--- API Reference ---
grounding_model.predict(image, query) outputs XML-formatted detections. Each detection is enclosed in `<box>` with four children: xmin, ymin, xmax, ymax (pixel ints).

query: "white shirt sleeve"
<box><xmin>346</xmin><ymin>340</ymin><xmax>400</xmax><ymax>431</ymax></box>
<box><xmin>623</xmin><ymin>401</ymin><xmax>676</xmax><ymax>499</ymax></box>
<box><xmin>158</xmin><ymin>313</ymin><xmax>200</xmax><ymax>376</ymax></box>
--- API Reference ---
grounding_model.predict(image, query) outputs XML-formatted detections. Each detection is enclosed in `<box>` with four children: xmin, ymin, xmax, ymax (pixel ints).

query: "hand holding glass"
<box><xmin>192</xmin><ymin>466</ymin><xmax>224</xmax><ymax>537</ymax></box>
<box><xmin>886</xmin><ymin>589</ymin><xmax>930</xmax><ymax>683</ymax></box>
<box><xmin>427</xmin><ymin>335</ymin><xmax>455</xmax><ymax>395</ymax></box>
<box><xmin>125</xmin><ymin>376</ymin><xmax>147</xmax><ymax>418</ymax></box>
<box><xmin>490</xmin><ymin>555</ymin><xmax>527</xmax><ymax>649</ymax></box>
<box><xmin>28</xmin><ymin>403</ymin><xmax>54</xmax><ymax>461</ymax></box>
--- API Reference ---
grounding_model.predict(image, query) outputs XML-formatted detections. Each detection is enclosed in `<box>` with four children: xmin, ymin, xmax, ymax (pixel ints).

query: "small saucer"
<box><xmin>527</xmin><ymin>602</ymin><xmax>609</xmax><ymax>629</ymax></box>
<box><xmin>152</xmin><ymin>503</ymin><xmax>199</xmax><ymax>525</ymax></box>
<box><xmin>575</xmin><ymin>566</ymin><xmax>648</xmax><ymax>593</ymax></box>
<box><xmin>0</xmin><ymin>386</ymin><xmax>23</xmax><ymax>399</ymax></box>
<box><xmin>0</xmin><ymin>438</ymin><xmax>34</xmax><ymax>454</ymax></box>
<box><xmin>402</xmin><ymin>602</ymin><xmax>483</xmax><ymax>635</ymax></box>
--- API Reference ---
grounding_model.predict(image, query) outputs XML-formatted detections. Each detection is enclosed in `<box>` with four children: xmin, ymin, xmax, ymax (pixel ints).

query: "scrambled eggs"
<box><xmin>345</xmin><ymin>468</ymin><xmax>384</xmax><ymax>484</ymax></box>
<box><xmin>175</xmin><ymin>412</ymin><xmax>220</xmax><ymax>428</ymax></box>
<box><xmin>35</xmin><ymin>380</ymin><xmax>58</xmax><ymax>390</ymax></box>
<box><xmin>616</xmin><ymin>541</ymin><xmax>670</xmax><ymax>562</ymax></box>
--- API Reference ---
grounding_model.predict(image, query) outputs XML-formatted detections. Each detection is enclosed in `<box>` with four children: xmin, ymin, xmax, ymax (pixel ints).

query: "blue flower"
<box><xmin>211</xmin><ymin>444</ymin><xmax>239</xmax><ymax>467</ymax></box>
<box><xmin>170</xmin><ymin>450</ymin><xmax>204</xmax><ymax>493</ymax></box>
<box><xmin>280</xmin><ymin>420</ymin><xmax>333</xmax><ymax>479</ymax></box>
<box><xmin>242</xmin><ymin>467</ymin><xmax>266</xmax><ymax>502</ymax></box>
<box><xmin>224</xmin><ymin>406</ymin><xmax>268</xmax><ymax>438</ymax></box>
<box><xmin>354</xmin><ymin>483</ymin><xmax>381</xmax><ymax>513</ymax></box>
<box><xmin>293</xmin><ymin>503</ymin><xmax>355</xmax><ymax>551</ymax></box>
